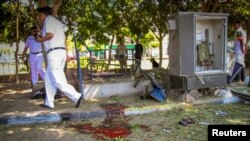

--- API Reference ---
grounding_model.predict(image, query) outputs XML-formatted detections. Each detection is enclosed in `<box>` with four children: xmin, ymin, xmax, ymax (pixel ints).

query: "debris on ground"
<box><xmin>179</xmin><ymin>117</ymin><xmax>195</xmax><ymax>126</ymax></box>
<box><xmin>134</xmin><ymin>71</ymin><xmax>167</xmax><ymax>102</ymax></box>
<box><xmin>177</xmin><ymin>94</ymin><xmax>195</xmax><ymax>103</ymax></box>
<box><xmin>198</xmin><ymin>121</ymin><xmax>210</xmax><ymax>125</ymax></box>
<box><xmin>215</xmin><ymin>110</ymin><xmax>228</xmax><ymax>116</ymax></box>
<box><xmin>162</xmin><ymin>127</ymin><xmax>172</xmax><ymax>133</ymax></box>
<box><xmin>230</xmin><ymin>86</ymin><xmax>250</xmax><ymax>100</ymax></box>
<box><xmin>244</xmin><ymin>100</ymin><xmax>250</xmax><ymax>104</ymax></box>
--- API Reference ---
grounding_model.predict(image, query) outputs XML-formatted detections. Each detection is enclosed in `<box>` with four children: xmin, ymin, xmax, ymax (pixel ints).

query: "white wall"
<box><xmin>0</xmin><ymin>41</ymin><xmax>25</xmax><ymax>75</ymax></box>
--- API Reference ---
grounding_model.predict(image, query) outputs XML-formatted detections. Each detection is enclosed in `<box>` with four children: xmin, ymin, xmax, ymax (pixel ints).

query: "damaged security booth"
<box><xmin>168</xmin><ymin>12</ymin><xmax>228</xmax><ymax>91</ymax></box>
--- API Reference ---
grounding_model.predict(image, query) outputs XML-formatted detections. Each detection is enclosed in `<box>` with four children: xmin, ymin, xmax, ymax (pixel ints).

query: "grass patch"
<box><xmin>127</xmin><ymin>103</ymin><xmax>250</xmax><ymax>141</ymax></box>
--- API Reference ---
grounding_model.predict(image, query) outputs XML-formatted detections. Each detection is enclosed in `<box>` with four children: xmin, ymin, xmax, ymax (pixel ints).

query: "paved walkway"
<box><xmin>0</xmin><ymin>81</ymin><xmax>244</xmax><ymax>126</ymax></box>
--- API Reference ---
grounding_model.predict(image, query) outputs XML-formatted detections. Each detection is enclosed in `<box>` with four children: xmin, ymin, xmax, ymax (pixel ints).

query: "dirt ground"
<box><xmin>0</xmin><ymin>80</ymin><xmax>169</xmax><ymax>115</ymax></box>
<box><xmin>0</xmin><ymin>73</ymin><xmax>250</xmax><ymax>141</ymax></box>
<box><xmin>0</xmin><ymin>103</ymin><xmax>249</xmax><ymax>141</ymax></box>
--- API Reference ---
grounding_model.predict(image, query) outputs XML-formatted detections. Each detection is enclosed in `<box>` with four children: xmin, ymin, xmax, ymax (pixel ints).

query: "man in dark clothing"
<box><xmin>132</xmin><ymin>40</ymin><xmax>143</xmax><ymax>74</ymax></box>
<box><xmin>134</xmin><ymin>40</ymin><xmax>143</xmax><ymax>64</ymax></box>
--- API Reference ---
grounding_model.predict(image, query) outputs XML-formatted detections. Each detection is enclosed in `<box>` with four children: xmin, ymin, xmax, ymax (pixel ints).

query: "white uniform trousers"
<box><xmin>29</xmin><ymin>53</ymin><xmax>45</xmax><ymax>85</ymax></box>
<box><xmin>44</xmin><ymin>49</ymin><xmax>80</xmax><ymax>108</ymax></box>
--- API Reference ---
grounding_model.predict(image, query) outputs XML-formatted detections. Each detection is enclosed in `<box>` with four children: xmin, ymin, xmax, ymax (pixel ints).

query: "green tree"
<box><xmin>0</xmin><ymin>0</ymin><xmax>34</xmax><ymax>83</ymax></box>
<box><xmin>2</xmin><ymin>0</ymin><xmax>250</xmax><ymax>78</ymax></box>
<box><xmin>220</xmin><ymin>0</ymin><xmax>250</xmax><ymax>39</ymax></box>
<box><xmin>0</xmin><ymin>1</ymin><xmax>32</xmax><ymax>43</ymax></box>
<box><xmin>136</xmin><ymin>0</ymin><xmax>170</xmax><ymax>67</ymax></box>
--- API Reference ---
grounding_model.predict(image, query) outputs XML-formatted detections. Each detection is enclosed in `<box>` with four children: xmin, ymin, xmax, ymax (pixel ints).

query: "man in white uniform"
<box><xmin>22</xmin><ymin>26</ymin><xmax>45</xmax><ymax>86</ymax></box>
<box><xmin>36</xmin><ymin>7</ymin><xmax>81</xmax><ymax>109</ymax></box>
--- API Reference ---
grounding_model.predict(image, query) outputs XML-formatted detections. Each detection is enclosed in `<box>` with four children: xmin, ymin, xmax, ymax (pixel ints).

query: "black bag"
<box><xmin>114</xmin><ymin>54</ymin><xmax>118</xmax><ymax>59</ymax></box>
<box><xmin>32</xmin><ymin>87</ymin><xmax>62</xmax><ymax>99</ymax></box>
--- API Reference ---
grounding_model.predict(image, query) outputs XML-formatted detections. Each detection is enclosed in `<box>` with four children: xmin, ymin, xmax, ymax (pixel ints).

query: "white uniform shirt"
<box><xmin>42</xmin><ymin>15</ymin><xmax>67</xmax><ymax>51</ymax></box>
<box><xmin>25</xmin><ymin>35</ymin><xmax>42</xmax><ymax>53</ymax></box>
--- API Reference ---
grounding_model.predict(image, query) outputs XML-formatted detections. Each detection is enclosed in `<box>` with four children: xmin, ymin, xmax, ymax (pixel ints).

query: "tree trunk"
<box><xmin>15</xmin><ymin>0</ymin><xmax>20</xmax><ymax>84</ymax></box>
<box><xmin>52</xmin><ymin>0</ymin><xmax>62</xmax><ymax>16</ymax></box>
<box><xmin>158</xmin><ymin>33</ymin><xmax>163</xmax><ymax>67</ymax></box>
<box><xmin>150</xmin><ymin>28</ymin><xmax>165</xmax><ymax>68</ymax></box>
<box><xmin>38</xmin><ymin>0</ymin><xmax>47</xmax><ymax>7</ymax></box>
<box><xmin>201</xmin><ymin>0</ymin><xmax>219</xmax><ymax>12</ymax></box>
<box><xmin>28</xmin><ymin>0</ymin><xmax>48</xmax><ymax>67</ymax></box>
<box><xmin>169</xmin><ymin>0</ymin><xmax>172</xmax><ymax>15</ymax></box>
<box><xmin>37</xmin><ymin>0</ymin><xmax>62</xmax><ymax>16</ymax></box>
<box><xmin>246</xmin><ymin>20</ymin><xmax>250</xmax><ymax>47</ymax></box>
<box><xmin>106</xmin><ymin>35</ymin><xmax>115</xmax><ymax>69</ymax></box>
<box><xmin>211</xmin><ymin>0</ymin><xmax>219</xmax><ymax>12</ymax></box>
<box><xmin>201</xmin><ymin>0</ymin><xmax>206</xmax><ymax>12</ymax></box>
<box><xmin>28</xmin><ymin>0</ymin><xmax>41</xmax><ymax>33</ymax></box>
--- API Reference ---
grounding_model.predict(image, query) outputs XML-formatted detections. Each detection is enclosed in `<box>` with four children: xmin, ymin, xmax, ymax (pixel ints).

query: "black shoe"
<box><xmin>55</xmin><ymin>93</ymin><xmax>62</xmax><ymax>99</ymax></box>
<box><xmin>75</xmin><ymin>96</ymin><xmax>84</xmax><ymax>108</ymax></box>
<box><xmin>40</xmin><ymin>104</ymin><xmax>53</xmax><ymax>109</ymax></box>
<box><xmin>32</xmin><ymin>91</ymin><xmax>43</xmax><ymax>99</ymax></box>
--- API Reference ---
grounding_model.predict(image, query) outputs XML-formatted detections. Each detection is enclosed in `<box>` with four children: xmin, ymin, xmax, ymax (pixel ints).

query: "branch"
<box><xmin>38</xmin><ymin>0</ymin><xmax>47</xmax><ymax>7</ymax></box>
<box><xmin>52</xmin><ymin>0</ymin><xmax>62</xmax><ymax>16</ymax></box>
<box><xmin>211</xmin><ymin>0</ymin><xmax>219</xmax><ymax>12</ymax></box>
<box><xmin>201</xmin><ymin>0</ymin><xmax>206</xmax><ymax>12</ymax></box>
<box><xmin>28</xmin><ymin>0</ymin><xmax>40</xmax><ymax>28</ymax></box>
<box><xmin>149</xmin><ymin>27</ymin><xmax>160</xmax><ymax>40</ymax></box>
<box><xmin>29</xmin><ymin>0</ymin><xmax>48</xmax><ymax>67</ymax></box>
<box><xmin>163</xmin><ymin>32</ymin><xmax>167</xmax><ymax>38</ymax></box>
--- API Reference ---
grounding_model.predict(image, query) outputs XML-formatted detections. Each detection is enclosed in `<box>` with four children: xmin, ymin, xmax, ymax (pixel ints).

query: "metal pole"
<box><xmin>73</xmin><ymin>29</ymin><xmax>84</xmax><ymax>108</ymax></box>
<box><xmin>89</xmin><ymin>51</ymin><xmax>93</xmax><ymax>80</ymax></box>
<box><xmin>77</xmin><ymin>36</ymin><xmax>93</xmax><ymax>79</ymax></box>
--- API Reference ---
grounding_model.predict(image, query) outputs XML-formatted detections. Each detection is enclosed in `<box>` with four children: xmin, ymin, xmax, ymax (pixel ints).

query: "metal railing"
<box><xmin>0</xmin><ymin>54</ymin><xmax>29</xmax><ymax>75</ymax></box>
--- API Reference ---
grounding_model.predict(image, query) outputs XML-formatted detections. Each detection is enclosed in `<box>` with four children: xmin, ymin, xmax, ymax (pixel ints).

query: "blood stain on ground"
<box><xmin>69</xmin><ymin>123</ymin><xmax>131</xmax><ymax>140</ymax></box>
<box><xmin>68</xmin><ymin>103</ymin><xmax>150</xmax><ymax>140</ymax></box>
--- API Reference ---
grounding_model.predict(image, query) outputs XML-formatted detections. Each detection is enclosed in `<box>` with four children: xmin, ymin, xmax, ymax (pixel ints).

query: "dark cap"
<box><xmin>31</xmin><ymin>25</ymin><xmax>38</xmax><ymax>30</ymax></box>
<box><xmin>235</xmin><ymin>20</ymin><xmax>241</xmax><ymax>24</ymax></box>
<box><xmin>236</xmin><ymin>31</ymin><xmax>243</xmax><ymax>36</ymax></box>
<box><xmin>37</xmin><ymin>7</ymin><xmax>52</xmax><ymax>15</ymax></box>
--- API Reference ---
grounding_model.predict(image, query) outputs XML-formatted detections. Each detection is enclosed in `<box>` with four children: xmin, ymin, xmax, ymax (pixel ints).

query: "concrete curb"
<box><xmin>0</xmin><ymin>97</ymin><xmax>242</xmax><ymax>126</ymax></box>
<box><xmin>84</xmin><ymin>81</ymin><xmax>147</xmax><ymax>100</ymax></box>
